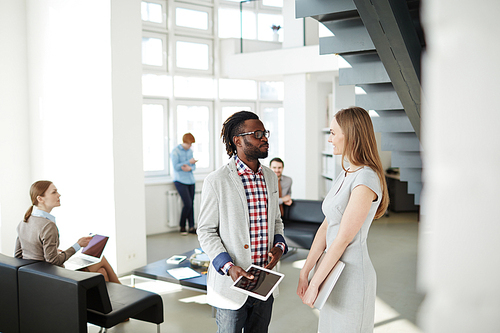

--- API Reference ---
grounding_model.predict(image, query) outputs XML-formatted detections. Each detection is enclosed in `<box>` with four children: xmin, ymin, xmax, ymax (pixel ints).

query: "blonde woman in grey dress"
<box><xmin>297</xmin><ymin>107</ymin><xmax>389</xmax><ymax>333</ymax></box>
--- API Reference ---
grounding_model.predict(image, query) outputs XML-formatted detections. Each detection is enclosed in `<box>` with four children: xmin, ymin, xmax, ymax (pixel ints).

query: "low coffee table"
<box><xmin>132</xmin><ymin>249</ymin><xmax>207</xmax><ymax>292</ymax></box>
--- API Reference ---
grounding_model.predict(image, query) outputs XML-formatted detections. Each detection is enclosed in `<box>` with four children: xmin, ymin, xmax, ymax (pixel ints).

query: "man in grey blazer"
<box><xmin>197</xmin><ymin>111</ymin><xmax>288</xmax><ymax>333</ymax></box>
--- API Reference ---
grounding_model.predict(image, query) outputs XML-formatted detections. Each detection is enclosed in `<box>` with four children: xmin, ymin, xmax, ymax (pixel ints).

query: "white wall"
<box><xmin>419</xmin><ymin>0</ymin><xmax>500</xmax><ymax>331</ymax></box>
<box><xmin>0</xmin><ymin>0</ymin><xmax>146</xmax><ymax>275</ymax></box>
<box><xmin>25</xmin><ymin>0</ymin><xmax>120</xmax><ymax>267</ymax></box>
<box><xmin>220</xmin><ymin>42</ymin><xmax>338</xmax><ymax>81</ymax></box>
<box><xmin>0</xmin><ymin>0</ymin><xmax>31</xmax><ymax>255</ymax></box>
<box><xmin>145</xmin><ymin>184</ymin><xmax>174</xmax><ymax>235</ymax></box>
<box><xmin>144</xmin><ymin>181</ymin><xmax>204</xmax><ymax>235</ymax></box>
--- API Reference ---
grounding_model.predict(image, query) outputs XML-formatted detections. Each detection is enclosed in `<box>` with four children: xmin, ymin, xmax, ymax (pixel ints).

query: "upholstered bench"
<box><xmin>282</xmin><ymin>199</ymin><xmax>325</xmax><ymax>250</ymax></box>
<box><xmin>0</xmin><ymin>254</ymin><xmax>163</xmax><ymax>333</ymax></box>
<box><xmin>0</xmin><ymin>253</ymin><xmax>37</xmax><ymax>333</ymax></box>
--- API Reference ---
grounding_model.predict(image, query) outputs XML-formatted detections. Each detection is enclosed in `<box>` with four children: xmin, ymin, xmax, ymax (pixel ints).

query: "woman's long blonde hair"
<box><xmin>335</xmin><ymin>107</ymin><xmax>389</xmax><ymax>218</ymax></box>
<box><xmin>24</xmin><ymin>180</ymin><xmax>52</xmax><ymax>222</ymax></box>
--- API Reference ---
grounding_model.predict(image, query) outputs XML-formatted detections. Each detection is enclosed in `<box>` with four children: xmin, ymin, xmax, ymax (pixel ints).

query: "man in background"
<box><xmin>270</xmin><ymin>157</ymin><xmax>292</xmax><ymax>216</ymax></box>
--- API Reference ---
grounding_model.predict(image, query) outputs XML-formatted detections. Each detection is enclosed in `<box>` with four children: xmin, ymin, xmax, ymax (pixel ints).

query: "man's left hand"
<box><xmin>265</xmin><ymin>246</ymin><xmax>283</xmax><ymax>270</ymax></box>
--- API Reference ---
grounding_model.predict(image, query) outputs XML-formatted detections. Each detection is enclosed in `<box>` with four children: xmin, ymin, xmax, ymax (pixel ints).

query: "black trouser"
<box><xmin>174</xmin><ymin>181</ymin><xmax>195</xmax><ymax>229</ymax></box>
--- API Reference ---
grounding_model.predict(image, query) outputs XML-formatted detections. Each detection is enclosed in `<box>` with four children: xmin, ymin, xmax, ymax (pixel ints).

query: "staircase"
<box><xmin>296</xmin><ymin>0</ymin><xmax>424</xmax><ymax>205</ymax></box>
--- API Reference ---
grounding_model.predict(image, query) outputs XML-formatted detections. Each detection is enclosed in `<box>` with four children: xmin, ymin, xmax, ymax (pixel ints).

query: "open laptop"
<box><xmin>311</xmin><ymin>260</ymin><xmax>345</xmax><ymax>310</ymax></box>
<box><xmin>64</xmin><ymin>234</ymin><xmax>109</xmax><ymax>271</ymax></box>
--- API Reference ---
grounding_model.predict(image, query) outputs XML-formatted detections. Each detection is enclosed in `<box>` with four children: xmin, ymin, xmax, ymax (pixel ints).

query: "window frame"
<box><xmin>174</xmin><ymin>2</ymin><xmax>213</xmax><ymax>37</ymax></box>
<box><xmin>142</xmin><ymin>31</ymin><xmax>168</xmax><ymax>72</ymax></box>
<box><xmin>259</xmin><ymin>101</ymin><xmax>284</xmax><ymax>165</ymax></box>
<box><xmin>142</xmin><ymin>98</ymin><xmax>169</xmax><ymax>178</ymax></box>
<box><xmin>172</xmin><ymin>100</ymin><xmax>215</xmax><ymax>174</ymax></box>
<box><xmin>178</xmin><ymin>0</ymin><xmax>214</xmax><ymax>5</ymax></box>
<box><xmin>173</xmin><ymin>36</ymin><xmax>214</xmax><ymax>75</ymax></box>
<box><xmin>219</xmin><ymin>78</ymin><xmax>258</xmax><ymax>101</ymax></box>
<box><xmin>258</xmin><ymin>80</ymin><xmax>284</xmax><ymax>101</ymax></box>
<box><xmin>173</xmin><ymin>75</ymin><xmax>217</xmax><ymax>99</ymax></box>
<box><xmin>141</xmin><ymin>0</ymin><xmax>168</xmax><ymax>32</ymax></box>
<box><xmin>142</xmin><ymin>71</ymin><xmax>173</xmax><ymax>98</ymax></box>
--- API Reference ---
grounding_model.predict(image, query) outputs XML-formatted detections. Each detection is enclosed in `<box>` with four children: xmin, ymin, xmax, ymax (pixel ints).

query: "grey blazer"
<box><xmin>197</xmin><ymin>159</ymin><xmax>286</xmax><ymax>310</ymax></box>
<box><xmin>14</xmin><ymin>215</ymin><xmax>76</xmax><ymax>266</ymax></box>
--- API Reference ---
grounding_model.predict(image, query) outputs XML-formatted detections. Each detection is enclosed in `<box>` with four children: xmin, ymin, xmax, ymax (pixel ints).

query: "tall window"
<box><xmin>175</xmin><ymin>38</ymin><xmax>213</xmax><ymax>74</ymax></box>
<box><xmin>141</xmin><ymin>0</ymin><xmax>284</xmax><ymax>179</ymax></box>
<box><xmin>175</xmin><ymin>102</ymin><xmax>212</xmax><ymax>171</ymax></box>
<box><xmin>142</xmin><ymin>1</ymin><xmax>166</xmax><ymax>28</ymax></box>
<box><xmin>174</xmin><ymin>3</ymin><xmax>212</xmax><ymax>36</ymax></box>
<box><xmin>142</xmin><ymin>32</ymin><xmax>167</xmax><ymax>70</ymax></box>
<box><xmin>142</xmin><ymin>100</ymin><xmax>168</xmax><ymax>175</ymax></box>
<box><xmin>260</xmin><ymin>105</ymin><xmax>284</xmax><ymax>165</ymax></box>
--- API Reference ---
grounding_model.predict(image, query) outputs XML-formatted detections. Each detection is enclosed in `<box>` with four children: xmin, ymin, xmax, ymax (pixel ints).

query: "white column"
<box><xmin>21</xmin><ymin>0</ymin><xmax>146</xmax><ymax>274</ymax></box>
<box><xmin>282</xmin><ymin>0</ymin><xmax>304</xmax><ymax>49</ymax></box>
<box><xmin>283</xmin><ymin>74</ymin><xmax>323</xmax><ymax>200</ymax></box>
<box><xmin>0</xmin><ymin>0</ymin><xmax>31</xmax><ymax>255</ymax></box>
<box><xmin>110</xmin><ymin>0</ymin><xmax>148</xmax><ymax>274</ymax></box>
<box><xmin>419</xmin><ymin>0</ymin><xmax>500</xmax><ymax>331</ymax></box>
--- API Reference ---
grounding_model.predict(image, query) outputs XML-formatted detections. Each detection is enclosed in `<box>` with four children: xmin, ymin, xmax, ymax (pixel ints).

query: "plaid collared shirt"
<box><xmin>235</xmin><ymin>155</ymin><xmax>269</xmax><ymax>267</ymax></box>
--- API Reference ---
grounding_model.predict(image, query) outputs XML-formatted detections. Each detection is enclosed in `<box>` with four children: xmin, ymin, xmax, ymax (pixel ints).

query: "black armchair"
<box><xmin>17</xmin><ymin>261</ymin><xmax>163</xmax><ymax>333</ymax></box>
<box><xmin>0</xmin><ymin>253</ymin><xmax>38</xmax><ymax>333</ymax></box>
<box><xmin>282</xmin><ymin>199</ymin><xmax>325</xmax><ymax>249</ymax></box>
<box><xmin>18</xmin><ymin>262</ymin><xmax>109</xmax><ymax>333</ymax></box>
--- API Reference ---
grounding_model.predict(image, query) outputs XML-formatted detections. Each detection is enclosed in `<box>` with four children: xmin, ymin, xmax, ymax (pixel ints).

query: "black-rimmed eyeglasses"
<box><xmin>236</xmin><ymin>130</ymin><xmax>270</xmax><ymax>139</ymax></box>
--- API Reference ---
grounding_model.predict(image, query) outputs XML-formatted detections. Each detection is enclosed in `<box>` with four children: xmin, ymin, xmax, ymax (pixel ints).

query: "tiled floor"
<box><xmin>88</xmin><ymin>211</ymin><xmax>424</xmax><ymax>333</ymax></box>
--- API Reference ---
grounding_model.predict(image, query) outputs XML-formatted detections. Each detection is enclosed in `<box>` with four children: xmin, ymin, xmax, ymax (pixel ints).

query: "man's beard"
<box><xmin>243</xmin><ymin>137</ymin><xmax>268</xmax><ymax>160</ymax></box>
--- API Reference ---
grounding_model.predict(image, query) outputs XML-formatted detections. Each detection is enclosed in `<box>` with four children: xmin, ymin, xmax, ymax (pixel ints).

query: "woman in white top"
<box><xmin>297</xmin><ymin>107</ymin><xmax>389</xmax><ymax>332</ymax></box>
<box><xmin>15</xmin><ymin>180</ymin><xmax>121</xmax><ymax>283</ymax></box>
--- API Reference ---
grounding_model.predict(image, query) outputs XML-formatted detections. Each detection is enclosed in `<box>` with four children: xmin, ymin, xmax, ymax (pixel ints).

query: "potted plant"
<box><xmin>271</xmin><ymin>24</ymin><xmax>281</xmax><ymax>41</ymax></box>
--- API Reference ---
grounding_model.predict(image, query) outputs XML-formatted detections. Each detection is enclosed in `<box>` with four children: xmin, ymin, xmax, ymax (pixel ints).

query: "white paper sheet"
<box><xmin>167</xmin><ymin>267</ymin><xmax>201</xmax><ymax>280</ymax></box>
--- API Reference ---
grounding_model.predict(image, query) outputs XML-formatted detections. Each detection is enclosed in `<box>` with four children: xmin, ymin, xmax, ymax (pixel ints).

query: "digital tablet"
<box><xmin>230</xmin><ymin>264</ymin><xmax>284</xmax><ymax>301</ymax></box>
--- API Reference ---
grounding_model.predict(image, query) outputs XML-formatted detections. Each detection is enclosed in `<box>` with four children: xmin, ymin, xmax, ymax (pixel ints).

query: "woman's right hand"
<box><xmin>302</xmin><ymin>284</ymin><xmax>319</xmax><ymax>308</ymax></box>
<box><xmin>297</xmin><ymin>273</ymin><xmax>309</xmax><ymax>299</ymax></box>
<box><xmin>77</xmin><ymin>236</ymin><xmax>92</xmax><ymax>247</ymax></box>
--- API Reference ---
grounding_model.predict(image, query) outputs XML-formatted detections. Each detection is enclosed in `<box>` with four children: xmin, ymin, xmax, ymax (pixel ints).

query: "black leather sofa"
<box><xmin>0</xmin><ymin>253</ymin><xmax>163</xmax><ymax>333</ymax></box>
<box><xmin>282</xmin><ymin>199</ymin><xmax>325</xmax><ymax>250</ymax></box>
<box><xmin>0</xmin><ymin>255</ymin><xmax>38</xmax><ymax>333</ymax></box>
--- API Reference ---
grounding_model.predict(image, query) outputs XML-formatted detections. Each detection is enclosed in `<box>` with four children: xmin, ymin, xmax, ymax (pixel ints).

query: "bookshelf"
<box><xmin>321</xmin><ymin>128</ymin><xmax>335</xmax><ymax>197</ymax></box>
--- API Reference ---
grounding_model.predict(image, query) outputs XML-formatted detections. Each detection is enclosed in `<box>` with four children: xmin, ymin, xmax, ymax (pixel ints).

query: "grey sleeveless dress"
<box><xmin>318</xmin><ymin>167</ymin><xmax>382</xmax><ymax>333</ymax></box>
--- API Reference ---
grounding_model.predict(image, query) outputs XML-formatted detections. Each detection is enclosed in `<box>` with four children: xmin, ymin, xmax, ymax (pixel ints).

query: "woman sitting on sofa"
<box><xmin>14</xmin><ymin>180</ymin><xmax>121</xmax><ymax>283</ymax></box>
